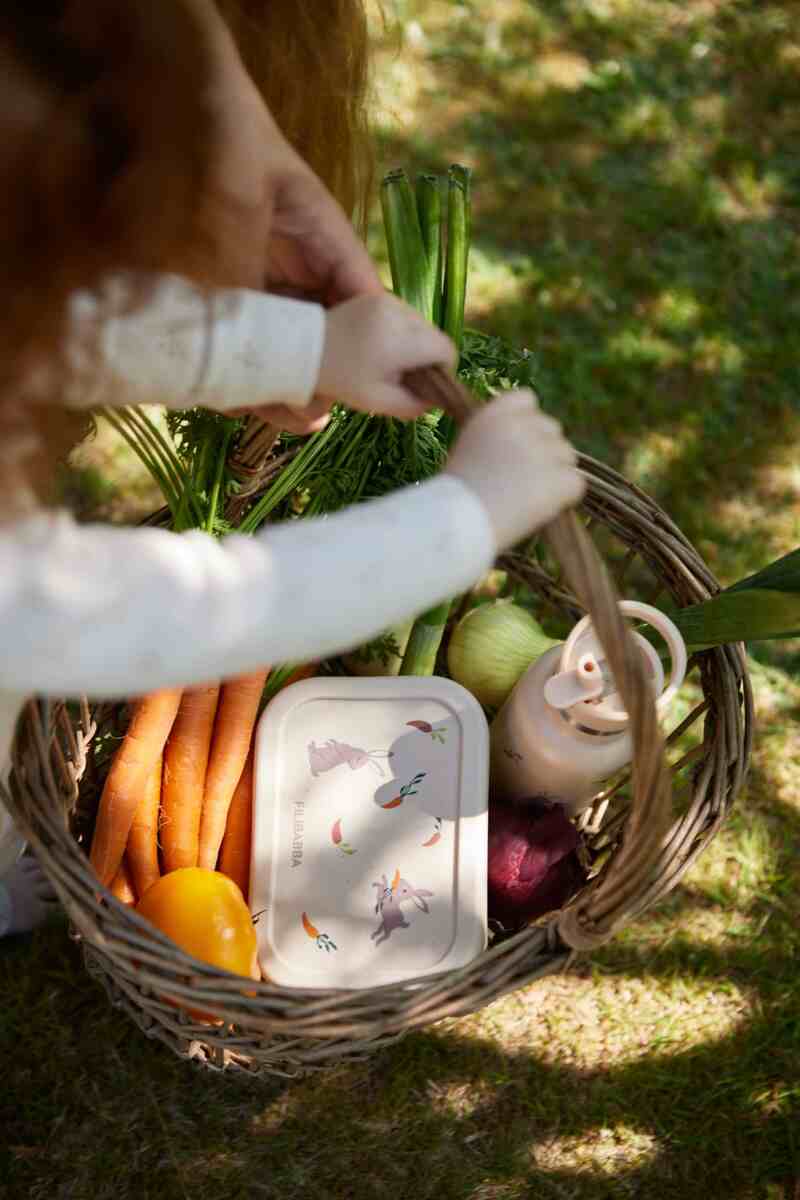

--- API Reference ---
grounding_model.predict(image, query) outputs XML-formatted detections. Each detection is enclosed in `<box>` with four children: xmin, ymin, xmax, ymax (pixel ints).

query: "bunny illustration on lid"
<box><xmin>490</xmin><ymin>601</ymin><xmax>687</xmax><ymax>814</ymax></box>
<box><xmin>251</xmin><ymin>676</ymin><xmax>489</xmax><ymax>989</ymax></box>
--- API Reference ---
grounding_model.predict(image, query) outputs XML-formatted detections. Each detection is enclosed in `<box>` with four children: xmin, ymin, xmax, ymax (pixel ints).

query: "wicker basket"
<box><xmin>2</xmin><ymin>368</ymin><xmax>753</xmax><ymax>1076</ymax></box>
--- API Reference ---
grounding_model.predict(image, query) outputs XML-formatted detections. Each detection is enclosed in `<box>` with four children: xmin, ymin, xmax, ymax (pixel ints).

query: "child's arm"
<box><xmin>65</xmin><ymin>275</ymin><xmax>452</xmax><ymax>429</ymax></box>
<box><xmin>65</xmin><ymin>275</ymin><xmax>327</xmax><ymax>424</ymax></box>
<box><xmin>0</xmin><ymin>394</ymin><xmax>582</xmax><ymax>699</ymax></box>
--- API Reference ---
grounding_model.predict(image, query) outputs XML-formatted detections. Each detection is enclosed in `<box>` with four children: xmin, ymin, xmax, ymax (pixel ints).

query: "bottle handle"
<box><xmin>617</xmin><ymin>601</ymin><xmax>687</xmax><ymax>714</ymax></box>
<box><xmin>548</xmin><ymin>601</ymin><xmax>687</xmax><ymax>722</ymax></box>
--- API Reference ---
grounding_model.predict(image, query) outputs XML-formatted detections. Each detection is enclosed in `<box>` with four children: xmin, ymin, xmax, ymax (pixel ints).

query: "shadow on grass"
<box><xmin>373</xmin><ymin>0</ymin><xmax>800</xmax><ymax>581</ymax></box>
<box><xmin>2</xmin><ymin>3</ymin><xmax>799</xmax><ymax>1197</ymax></box>
<box><xmin>2</xmin><ymin>756</ymin><xmax>798</xmax><ymax>1200</ymax></box>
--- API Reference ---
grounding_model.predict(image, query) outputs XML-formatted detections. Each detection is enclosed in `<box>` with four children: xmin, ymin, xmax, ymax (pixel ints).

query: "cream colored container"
<box><xmin>252</xmin><ymin>676</ymin><xmax>489</xmax><ymax>989</ymax></box>
<box><xmin>490</xmin><ymin>601</ymin><xmax>687</xmax><ymax>814</ymax></box>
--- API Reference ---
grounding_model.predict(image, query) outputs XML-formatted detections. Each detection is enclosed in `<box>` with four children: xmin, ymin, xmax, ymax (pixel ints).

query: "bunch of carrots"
<box><xmin>90</xmin><ymin>665</ymin><xmax>314</xmax><ymax>906</ymax></box>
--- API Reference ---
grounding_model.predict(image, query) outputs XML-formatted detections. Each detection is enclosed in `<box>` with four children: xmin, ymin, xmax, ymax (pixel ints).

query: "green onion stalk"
<box><xmin>439</xmin><ymin>164</ymin><xmax>471</xmax><ymax>445</ymax></box>
<box><xmin>416</xmin><ymin>173</ymin><xmax>443</xmax><ymax>327</ymax></box>
<box><xmin>380</xmin><ymin>169</ymin><xmax>435</xmax><ymax>320</ymax></box>
<box><xmin>394</xmin><ymin>165</ymin><xmax>472</xmax><ymax>677</ymax></box>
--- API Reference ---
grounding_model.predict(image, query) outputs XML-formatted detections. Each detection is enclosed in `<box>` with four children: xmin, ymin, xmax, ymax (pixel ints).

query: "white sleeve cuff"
<box><xmin>65</xmin><ymin>274</ymin><xmax>326</xmax><ymax>414</ymax></box>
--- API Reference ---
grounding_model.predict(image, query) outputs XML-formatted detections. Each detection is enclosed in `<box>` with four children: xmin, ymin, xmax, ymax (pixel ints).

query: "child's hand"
<box><xmin>316</xmin><ymin>294</ymin><xmax>457</xmax><ymax>419</ymax></box>
<box><xmin>445</xmin><ymin>390</ymin><xmax>585</xmax><ymax>549</ymax></box>
<box><xmin>0</xmin><ymin>855</ymin><xmax>58</xmax><ymax>938</ymax></box>
<box><xmin>26</xmin><ymin>0</ymin><xmax>382</xmax><ymax>300</ymax></box>
<box><xmin>234</xmin><ymin>293</ymin><xmax>456</xmax><ymax>432</ymax></box>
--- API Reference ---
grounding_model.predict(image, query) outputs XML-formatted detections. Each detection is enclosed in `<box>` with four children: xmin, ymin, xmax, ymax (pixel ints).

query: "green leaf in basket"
<box><xmin>666</xmin><ymin>588</ymin><xmax>800</xmax><ymax>647</ymax></box>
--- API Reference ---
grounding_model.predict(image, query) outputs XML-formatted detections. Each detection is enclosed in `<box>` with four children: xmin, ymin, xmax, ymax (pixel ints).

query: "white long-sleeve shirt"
<box><xmin>0</xmin><ymin>276</ymin><xmax>496</xmax><ymax>780</ymax></box>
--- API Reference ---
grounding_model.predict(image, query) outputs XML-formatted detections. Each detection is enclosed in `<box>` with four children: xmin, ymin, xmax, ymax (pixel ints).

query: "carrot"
<box><xmin>126</xmin><ymin>754</ymin><xmax>163</xmax><ymax>898</ymax></box>
<box><xmin>110</xmin><ymin>856</ymin><xmax>137</xmax><ymax>905</ymax></box>
<box><xmin>161</xmin><ymin>684</ymin><xmax>220</xmax><ymax>872</ymax></box>
<box><xmin>197</xmin><ymin>668</ymin><xmax>268</xmax><ymax>869</ymax></box>
<box><xmin>90</xmin><ymin>688</ymin><xmax>183</xmax><ymax>887</ymax></box>
<box><xmin>218</xmin><ymin>749</ymin><xmax>253</xmax><ymax>900</ymax></box>
<box><xmin>284</xmin><ymin>662</ymin><xmax>317</xmax><ymax>687</ymax></box>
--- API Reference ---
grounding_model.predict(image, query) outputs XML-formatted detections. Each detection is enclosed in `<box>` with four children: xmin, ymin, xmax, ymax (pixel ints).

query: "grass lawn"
<box><xmin>2</xmin><ymin>1</ymin><xmax>799</xmax><ymax>1196</ymax></box>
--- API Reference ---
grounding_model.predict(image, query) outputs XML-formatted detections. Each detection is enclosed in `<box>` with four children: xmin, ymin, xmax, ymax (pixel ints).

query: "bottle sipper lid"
<box><xmin>543</xmin><ymin>601</ymin><xmax>687</xmax><ymax>734</ymax></box>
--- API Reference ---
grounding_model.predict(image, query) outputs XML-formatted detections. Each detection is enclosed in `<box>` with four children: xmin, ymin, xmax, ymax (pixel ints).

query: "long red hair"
<box><xmin>217</xmin><ymin>0</ymin><xmax>373</xmax><ymax>231</ymax></box>
<box><xmin>0</xmin><ymin>2</ymin><xmax>372</xmax><ymax>511</ymax></box>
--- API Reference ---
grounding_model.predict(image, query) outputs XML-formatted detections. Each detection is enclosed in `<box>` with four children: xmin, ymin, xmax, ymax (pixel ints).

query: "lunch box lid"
<box><xmin>251</xmin><ymin>675</ymin><xmax>489</xmax><ymax>989</ymax></box>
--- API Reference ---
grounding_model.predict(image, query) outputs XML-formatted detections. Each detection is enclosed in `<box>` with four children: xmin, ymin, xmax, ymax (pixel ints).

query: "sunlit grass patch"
<box><xmin>650</xmin><ymin>288</ymin><xmax>703</xmax><ymax>333</ymax></box>
<box><xmin>63</xmin><ymin>412</ymin><xmax>165</xmax><ymax>523</ymax></box>
<box><xmin>691</xmin><ymin>334</ymin><xmax>745</xmax><ymax>376</ymax></box>
<box><xmin>466</xmin><ymin>248</ymin><xmax>532</xmax><ymax>319</ymax></box>
<box><xmin>531</xmin><ymin>1124</ymin><xmax>661</xmax><ymax>1176</ymax></box>
<box><xmin>608</xmin><ymin>327</ymin><xmax>685</xmax><ymax>369</ymax></box>
<box><xmin>6</xmin><ymin>4</ymin><xmax>799</xmax><ymax>1199</ymax></box>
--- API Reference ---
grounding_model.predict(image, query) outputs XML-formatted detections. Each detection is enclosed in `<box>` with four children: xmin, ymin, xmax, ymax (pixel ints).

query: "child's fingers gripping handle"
<box><xmin>403</xmin><ymin>364</ymin><xmax>672</xmax><ymax>956</ymax></box>
<box><xmin>404</xmin><ymin>365</ymin><xmax>578</xmax><ymax>545</ymax></box>
<box><xmin>403</xmin><ymin>364</ymin><xmax>478</xmax><ymax>425</ymax></box>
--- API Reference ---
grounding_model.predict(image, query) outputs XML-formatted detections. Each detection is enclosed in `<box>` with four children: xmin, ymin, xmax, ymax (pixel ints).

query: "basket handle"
<box><xmin>404</xmin><ymin>364</ymin><xmax>674</xmax><ymax>952</ymax></box>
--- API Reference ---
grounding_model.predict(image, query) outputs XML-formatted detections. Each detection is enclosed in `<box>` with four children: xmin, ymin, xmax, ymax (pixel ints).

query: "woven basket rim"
<box><xmin>2</xmin><ymin>431</ymin><xmax>754</xmax><ymax>1071</ymax></box>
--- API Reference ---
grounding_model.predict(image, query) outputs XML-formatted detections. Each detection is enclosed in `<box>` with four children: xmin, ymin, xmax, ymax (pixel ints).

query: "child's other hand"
<box><xmin>316</xmin><ymin>294</ymin><xmax>457</xmax><ymax>419</ymax></box>
<box><xmin>227</xmin><ymin>396</ymin><xmax>333</xmax><ymax>437</ymax></box>
<box><xmin>445</xmin><ymin>390</ymin><xmax>585</xmax><ymax>549</ymax></box>
<box><xmin>0</xmin><ymin>855</ymin><xmax>59</xmax><ymax>937</ymax></box>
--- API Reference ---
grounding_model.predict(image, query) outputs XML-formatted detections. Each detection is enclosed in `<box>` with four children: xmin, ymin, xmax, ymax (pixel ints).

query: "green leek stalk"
<box><xmin>665</xmin><ymin>548</ymin><xmax>800</xmax><ymax>647</ymax></box>
<box><xmin>416</xmin><ymin>173</ymin><xmax>443</xmax><ymax>327</ymax></box>
<box><xmin>380</xmin><ymin>169</ymin><xmax>433</xmax><ymax>319</ymax></box>
<box><xmin>442</xmin><ymin>165</ymin><xmax>471</xmax><ymax>354</ymax></box>
<box><xmin>400</xmin><ymin>166</ymin><xmax>472</xmax><ymax>676</ymax></box>
<box><xmin>438</xmin><ymin>165</ymin><xmax>471</xmax><ymax>449</ymax></box>
<box><xmin>671</xmin><ymin>590</ymin><xmax>800</xmax><ymax>649</ymax></box>
<box><xmin>399</xmin><ymin>604</ymin><xmax>454</xmax><ymax>677</ymax></box>
<box><xmin>379</xmin><ymin>169</ymin><xmax>438</xmax><ymax>482</ymax></box>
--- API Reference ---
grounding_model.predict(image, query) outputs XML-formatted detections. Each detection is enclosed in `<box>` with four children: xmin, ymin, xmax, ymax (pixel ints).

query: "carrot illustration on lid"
<box><xmin>380</xmin><ymin>772</ymin><xmax>427</xmax><ymax>810</ymax></box>
<box><xmin>301</xmin><ymin>911</ymin><xmax>337</xmax><ymax>952</ymax></box>
<box><xmin>330</xmin><ymin>819</ymin><xmax>356</xmax><ymax>855</ymax></box>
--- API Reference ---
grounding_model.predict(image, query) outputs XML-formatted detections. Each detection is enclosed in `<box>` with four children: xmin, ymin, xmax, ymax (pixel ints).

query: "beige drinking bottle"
<box><xmin>490</xmin><ymin>601</ymin><xmax>687</xmax><ymax>815</ymax></box>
